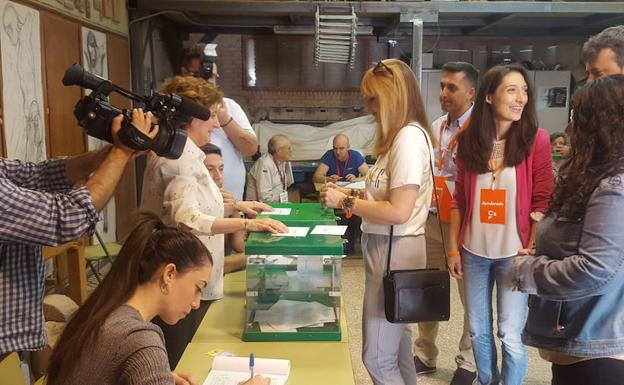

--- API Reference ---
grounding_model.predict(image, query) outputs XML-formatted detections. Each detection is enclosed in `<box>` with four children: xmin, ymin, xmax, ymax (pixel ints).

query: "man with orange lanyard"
<box><xmin>313</xmin><ymin>134</ymin><xmax>369</xmax><ymax>184</ymax></box>
<box><xmin>313</xmin><ymin>134</ymin><xmax>369</xmax><ymax>254</ymax></box>
<box><xmin>413</xmin><ymin>62</ymin><xmax>479</xmax><ymax>385</ymax></box>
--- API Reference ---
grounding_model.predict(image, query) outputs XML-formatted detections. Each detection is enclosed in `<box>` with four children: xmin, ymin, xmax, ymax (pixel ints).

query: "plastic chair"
<box><xmin>84</xmin><ymin>230</ymin><xmax>122</xmax><ymax>283</ymax></box>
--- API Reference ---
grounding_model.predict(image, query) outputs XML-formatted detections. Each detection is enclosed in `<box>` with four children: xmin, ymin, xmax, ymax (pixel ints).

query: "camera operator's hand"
<box><xmin>111</xmin><ymin>108</ymin><xmax>159</xmax><ymax>157</ymax></box>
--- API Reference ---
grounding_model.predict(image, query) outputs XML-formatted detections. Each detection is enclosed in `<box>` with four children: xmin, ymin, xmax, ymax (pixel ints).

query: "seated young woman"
<box><xmin>45</xmin><ymin>214</ymin><xmax>269</xmax><ymax>385</ymax></box>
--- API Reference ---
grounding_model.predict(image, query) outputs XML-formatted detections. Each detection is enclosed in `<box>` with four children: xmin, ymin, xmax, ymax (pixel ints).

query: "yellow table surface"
<box><xmin>180</xmin><ymin>270</ymin><xmax>355</xmax><ymax>384</ymax></box>
<box><xmin>193</xmin><ymin>271</ymin><xmax>349</xmax><ymax>344</ymax></box>
<box><xmin>177</xmin><ymin>341</ymin><xmax>355</xmax><ymax>385</ymax></box>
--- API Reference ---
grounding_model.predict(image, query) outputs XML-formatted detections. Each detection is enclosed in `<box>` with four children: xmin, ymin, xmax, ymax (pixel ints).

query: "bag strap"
<box><xmin>384</xmin><ymin>124</ymin><xmax>449</xmax><ymax>276</ymax></box>
<box><xmin>385</xmin><ymin>225</ymin><xmax>394</xmax><ymax>277</ymax></box>
<box><xmin>420</xmin><ymin>128</ymin><xmax>450</xmax><ymax>271</ymax></box>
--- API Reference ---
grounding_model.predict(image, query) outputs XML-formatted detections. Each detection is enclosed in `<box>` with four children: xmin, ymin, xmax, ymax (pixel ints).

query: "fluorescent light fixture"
<box><xmin>274</xmin><ymin>25</ymin><xmax>373</xmax><ymax>35</ymax></box>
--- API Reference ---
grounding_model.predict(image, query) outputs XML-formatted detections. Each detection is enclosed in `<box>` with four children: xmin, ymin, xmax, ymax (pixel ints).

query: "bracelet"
<box><xmin>232</xmin><ymin>199</ymin><xmax>239</xmax><ymax>212</ymax></box>
<box><xmin>222</xmin><ymin>116</ymin><xmax>234</xmax><ymax>127</ymax></box>
<box><xmin>447</xmin><ymin>250</ymin><xmax>460</xmax><ymax>257</ymax></box>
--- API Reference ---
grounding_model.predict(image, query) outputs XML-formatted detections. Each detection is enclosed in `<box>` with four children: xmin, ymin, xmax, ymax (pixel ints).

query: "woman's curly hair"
<box><xmin>549</xmin><ymin>74</ymin><xmax>624</xmax><ymax>220</ymax></box>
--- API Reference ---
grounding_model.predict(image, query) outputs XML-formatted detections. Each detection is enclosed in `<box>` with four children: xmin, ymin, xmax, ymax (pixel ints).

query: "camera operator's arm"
<box><xmin>86</xmin><ymin>110</ymin><xmax>157</xmax><ymax>212</ymax></box>
<box><xmin>64</xmin><ymin>145</ymin><xmax>112</xmax><ymax>186</ymax></box>
<box><xmin>217</xmin><ymin>100</ymin><xmax>258</xmax><ymax>157</ymax></box>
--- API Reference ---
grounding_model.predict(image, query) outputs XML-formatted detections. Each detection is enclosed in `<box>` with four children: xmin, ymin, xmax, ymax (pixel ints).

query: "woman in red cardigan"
<box><xmin>447</xmin><ymin>64</ymin><xmax>553</xmax><ymax>385</ymax></box>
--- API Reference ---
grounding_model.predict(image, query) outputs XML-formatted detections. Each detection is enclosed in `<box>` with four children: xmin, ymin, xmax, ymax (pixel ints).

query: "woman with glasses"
<box><xmin>322</xmin><ymin>59</ymin><xmax>435</xmax><ymax>385</ymax></box>
<box><xmin>514</xmin><ymin>75</ymin><xmax>624</xmax><ymax>385</ymax></box>
<box><xmin>447</xmin><ymin>64</ymin><xmax>553</xmax><ymax>385</ymax></box>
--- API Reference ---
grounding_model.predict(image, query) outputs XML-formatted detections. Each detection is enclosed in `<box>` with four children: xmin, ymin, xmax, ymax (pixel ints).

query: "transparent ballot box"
<box><xmin>244</xmin><ymin>254</ymin><xmax>341</xmax><ymax>341</ymax></box>
<box><xmin>243</xmin><ymin>228</ymin><xmax>344</xmax><ymax>342</ymax></box>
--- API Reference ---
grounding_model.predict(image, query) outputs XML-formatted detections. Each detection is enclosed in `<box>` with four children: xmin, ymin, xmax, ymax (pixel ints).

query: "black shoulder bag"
<box><xmin>383</xmin><ymin>126</ymin><xmax>451</xmax><ymax>323</ymax></box>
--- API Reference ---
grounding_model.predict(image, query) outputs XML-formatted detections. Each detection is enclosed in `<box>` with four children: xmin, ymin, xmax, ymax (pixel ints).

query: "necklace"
<box><xmin>488</xmin><ymin>139</ymin><xmax>505</xmax><ymax>189</ymax></box>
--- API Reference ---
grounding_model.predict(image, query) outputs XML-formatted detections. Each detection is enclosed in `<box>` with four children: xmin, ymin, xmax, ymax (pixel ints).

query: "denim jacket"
<box><xmin>514</xmin><ymin>173</ymin><xmax>624</xmax><ymax>357</ymax></box>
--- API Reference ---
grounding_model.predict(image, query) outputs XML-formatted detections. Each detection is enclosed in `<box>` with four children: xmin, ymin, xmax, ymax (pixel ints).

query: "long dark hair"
<box><xmin>46</xmin><ymin>215</ymin><xmax>212</xmax><ymax>384</ymax></box>
<box><xmin>456</xmin><ymin>64</ymin><xmax>538</xmax><ymax>173</ymax></box>
<box><xmin>549</xmin><ymin>75</ymin><xmax>624</xmax><ymax>220</ymax></box>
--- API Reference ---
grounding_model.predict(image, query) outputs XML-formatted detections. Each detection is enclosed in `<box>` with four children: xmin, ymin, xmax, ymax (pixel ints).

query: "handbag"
<box><xmin>383</xmin><ymin>126</ymin><xmax>451</xmax><ymax>323</ymax></box>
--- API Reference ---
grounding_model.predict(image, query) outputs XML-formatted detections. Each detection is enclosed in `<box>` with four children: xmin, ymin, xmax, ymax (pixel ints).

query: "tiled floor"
<box><xmin>341</xmin><ymin>258</ymin><xmax>551</xmax><ymax>385</ymax></box>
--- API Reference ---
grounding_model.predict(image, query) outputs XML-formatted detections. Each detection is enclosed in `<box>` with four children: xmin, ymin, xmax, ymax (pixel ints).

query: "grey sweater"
<box><xmin>59</xmin><ymin>305</ymin><xmax>174</xmax><ymax>385</ymax></box>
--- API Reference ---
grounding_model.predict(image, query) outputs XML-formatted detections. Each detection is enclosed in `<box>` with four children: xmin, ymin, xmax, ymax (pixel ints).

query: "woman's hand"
<box><xmin>221</xmin><ymin>188</ymin><xmax>235</xmax><ymax>206</ymax></box>
<box><xmin>448</xmin><ymin>253</ymin><xmax>463</xmax><ymax>279</ymax></box>
<box><xmin>517</xmin><ymin>248</ymin><xmax>536</xmax><ymax>256</ymax></box>
<box><xmin>172</xmin><ymin>371</ymin><xmax>198</xmax><ymax>385</ymax></box>
<box><xmin>247</xmin><ymin>218</ymin><xmax>288</xmax><ymax>234</ymax></box>
<box><xmin>238</xmin><ymin>375</ymin><xmax>271</xmax><ymax>385</ymax></box>
<box><xmin>321</xmin><ymin>186</ymin><xmax>348</xmax><ymax>209</ymax></box>
<box><xmin>236</xmin><ymin>201</ymin><xmax>274</xmax><ymax>218</ymax></box>
<box><xmin>323</xmin><ymin>182</ymin><xmax>351</xmax><ymax>196</ymax></box>
<box><xmin>553</xmin><ymin>144</ymin><xmax>571</xmax><ymax>158</ymax></box>
<box><xmin>345</xmin><ymin>174</ymin><xmax>357</xmax><ymax>182</ymax></box>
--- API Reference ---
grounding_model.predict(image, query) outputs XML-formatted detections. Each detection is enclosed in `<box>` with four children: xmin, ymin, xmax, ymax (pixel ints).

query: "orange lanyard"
<box><xmin>335</xmin><ymin>152</ymin><xmax>350</xmax><ymax>178</ymax></box>
<box><xmin>437</xmin><ymin>116</ymin><xmax>471</xmax><ymax>173</ymax></box>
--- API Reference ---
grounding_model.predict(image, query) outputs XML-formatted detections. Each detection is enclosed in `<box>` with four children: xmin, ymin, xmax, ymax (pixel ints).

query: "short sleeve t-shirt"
<box><xmin>320</xmin><ymin>149</ymin><xmax>366</xmax><ymax>178</ymax></box>
<box><xmin>362</xmin><ymin>124</ymin><xmax>434</xmax><ymax>237</ymax></box>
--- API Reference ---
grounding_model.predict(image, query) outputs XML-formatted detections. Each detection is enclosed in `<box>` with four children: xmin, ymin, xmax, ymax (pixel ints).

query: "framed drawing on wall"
<box><xmin>0</xmin><ymin>0</ymin><xmax>46</xmax><ymax>162</ymax></box>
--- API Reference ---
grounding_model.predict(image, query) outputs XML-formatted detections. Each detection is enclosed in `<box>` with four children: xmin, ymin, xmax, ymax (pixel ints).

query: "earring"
<box><xmin>160</xmin><ymin>282</ymin><xmax>169</xmax><ymax>295</ymax></box>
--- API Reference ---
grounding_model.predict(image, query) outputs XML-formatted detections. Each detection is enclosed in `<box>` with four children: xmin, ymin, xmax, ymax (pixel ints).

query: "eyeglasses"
<box><xmin>372</xmin><ymin>60</ymin><xmax>393</xmax><ymax>77</ymax></box>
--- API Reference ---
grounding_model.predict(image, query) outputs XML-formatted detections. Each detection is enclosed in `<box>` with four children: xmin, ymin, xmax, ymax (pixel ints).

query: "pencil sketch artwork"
<box><xmin>0</xmin><ymin>0</ymin><xmax>46</xmax><ymax>162</ymax></box>
<box><xmin>82</xmin><ymin>26</ymin><xmax>107</xmax><ymax>79</ymax></box>
<box><xmin>80</xmin><ymin>27</ymin><xmax>115</xmax><ymax>243</ymax></box>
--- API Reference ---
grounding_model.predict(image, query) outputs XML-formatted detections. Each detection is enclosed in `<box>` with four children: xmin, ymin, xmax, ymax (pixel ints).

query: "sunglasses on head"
<box><xmin>373</xmin><ymin>60</ymin><xmax>393</xmax><ymax>76</ymax></box>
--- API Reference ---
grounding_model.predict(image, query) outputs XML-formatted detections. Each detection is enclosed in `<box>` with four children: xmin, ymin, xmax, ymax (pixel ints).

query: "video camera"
<box><xmin>62</xmin><ymin>63</ymin><xmax>210</xmax><ymax>159</ymax></box>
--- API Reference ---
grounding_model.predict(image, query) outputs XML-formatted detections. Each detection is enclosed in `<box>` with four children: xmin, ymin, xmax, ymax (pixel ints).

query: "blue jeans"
<box><xmin>462</xmin><ymin>249</ymin><xmax>528</xmax><ymax>385</ymax></box>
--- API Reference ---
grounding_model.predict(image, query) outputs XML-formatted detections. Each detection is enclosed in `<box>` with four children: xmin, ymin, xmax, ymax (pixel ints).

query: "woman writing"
<box><xmin>46</xmin><ymin>215</ymin><xmax>269</xmax><ymax>385</ymax></box>
<box><xmin>448</xmin><ymin>64</ymin><xmax>553</xmax><ymax>385</ymax></box>
<box><xmin>322</xmin><ymin>59</ymin><xmax>434</xmax><ymax>385</ymax></box>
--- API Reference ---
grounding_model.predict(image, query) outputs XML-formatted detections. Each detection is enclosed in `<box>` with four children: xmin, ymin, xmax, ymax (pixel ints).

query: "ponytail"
<box><xmin>47</xmin><ymin>214</ymin><xmax>211</xmax><ymax>384</ymax></box>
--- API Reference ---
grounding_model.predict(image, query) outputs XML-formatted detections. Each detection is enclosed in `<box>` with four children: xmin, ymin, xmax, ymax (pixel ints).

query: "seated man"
<box><xmin>313</xmin><ymin>133</ymin><xmax>369</xmax><ymax>183</ymax></box>
<box><xmin>246</xmin><ymin>135</ymin><xmax>294</xmax><ymax>203</ymax></box>
<box><xmin>201</xmin><ymin>143</ymin><xmax>246</xmax><ymax>273</ymax></box>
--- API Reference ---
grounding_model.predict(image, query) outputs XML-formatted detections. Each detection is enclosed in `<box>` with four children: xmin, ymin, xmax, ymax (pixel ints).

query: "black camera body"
<box><xmin>63</xmin><ymin>64</ymin><xmax>209</xmax><ymax>159</ymax></box>
<box><xmin>200</xmin><ymin>59</ymin><xmax>214</xmax><ymax>80</ymax></box>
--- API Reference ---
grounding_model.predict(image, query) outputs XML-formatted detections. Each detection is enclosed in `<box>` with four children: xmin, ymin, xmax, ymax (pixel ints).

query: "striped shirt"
<box><xmin>0</xmin><ymin>157</ymin><xmax>98</xmax><ymax>354</ymax></box>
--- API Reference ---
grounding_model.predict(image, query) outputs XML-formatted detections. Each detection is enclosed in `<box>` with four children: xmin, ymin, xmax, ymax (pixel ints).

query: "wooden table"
<box><xmin>176</xmin><ymin>271</ymin><xmax>355</xmax><ymax>385</ymax></box>
<box><xmin>42</xmin><ymin>241</ymin><xmax>87</xmax><ymax>304</ymax></box>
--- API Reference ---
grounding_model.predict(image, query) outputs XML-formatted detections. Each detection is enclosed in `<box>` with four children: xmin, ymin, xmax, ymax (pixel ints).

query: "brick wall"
<box><xmin>214</xmin><ymin>34</ymin><xmax>364</xmax><ymax>123</ymax></box>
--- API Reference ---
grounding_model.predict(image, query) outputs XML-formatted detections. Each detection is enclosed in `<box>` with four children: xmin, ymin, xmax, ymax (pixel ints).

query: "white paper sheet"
<box><xmin>271</xmin><ymin>227</ymin><xmax>309</xmax><ymax>237</ymax></box>
<box><xmin>311</xmin><ymin>225</ymin><xmax>348</xmax><ymax>236</ymax></box>
<box><xmin>203</xmin><ymin>356</ymin><xmax>290</xmax><ymax>385</ymax></box>
<box><xmin>264</xmin><ymin>208</ymin><xmax>292</xmax><ymax>216</ymax></box>
<box><xmin>343</xmin><ymin>180</ymin><xmax>365</xmax><ymax>190</ymax></box>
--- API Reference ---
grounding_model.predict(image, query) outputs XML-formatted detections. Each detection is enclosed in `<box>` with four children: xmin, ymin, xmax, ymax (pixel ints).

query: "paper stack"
<box><xmin>254</xmin><ymin>300</ymin><xmax>337</xmax><ymax>332</ymax></box>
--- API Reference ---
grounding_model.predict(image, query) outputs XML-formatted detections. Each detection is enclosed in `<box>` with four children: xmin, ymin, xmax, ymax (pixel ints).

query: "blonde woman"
<box><xmin>322</xmin><ymin>59</ymin><xmax>435</xmax><ymax>385</ymax></box>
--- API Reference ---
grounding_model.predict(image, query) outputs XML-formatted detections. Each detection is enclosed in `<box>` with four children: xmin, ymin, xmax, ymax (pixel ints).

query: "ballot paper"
<box><xmin>343</xmin><ymin>180</ymin><xmax>365</xmax><ymax>190</ymax></box>
<box><xmin>254</xmin><ymin>299</ymin><xmax>337</xmax><ymax>332</ymax></box>
<box><xmin>271</xmin><ymin>227</ymin><xmax>309</xmax><ymax>237</ymax></box>
<box><xmin>263</xmin><ymin>208</ymin><xmax>291</xmax><ymax>216</ymax></box>
<box><xmin>310</xmin><ymin>225</ymin><xmax>347</xmax><ymax>236</ymax></box>
<box><xmin>203</xmin><ymin>356</ymin><xmax>290</xmax><ymax>385</ymax></box>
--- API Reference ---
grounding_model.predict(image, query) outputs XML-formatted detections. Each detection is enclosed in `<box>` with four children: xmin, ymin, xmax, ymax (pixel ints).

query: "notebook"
<box><xmin>202</xmin><ymin>355</ymin><xmax>291</xmax><ymax>385</ymax></box>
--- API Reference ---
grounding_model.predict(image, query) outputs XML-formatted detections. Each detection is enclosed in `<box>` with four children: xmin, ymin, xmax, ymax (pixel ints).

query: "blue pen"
<box><xmin>249</xmin><ymin>353</ymin><xmax>255</xmax><ymax>379</ymax></box>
